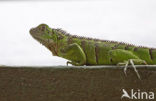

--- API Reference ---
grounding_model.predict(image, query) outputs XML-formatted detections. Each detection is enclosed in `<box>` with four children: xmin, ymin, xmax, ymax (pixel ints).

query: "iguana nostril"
<box><xmin>29</xmin><ymin>28</ymin><xmax>34</xmax><ymax>35</ymax></box>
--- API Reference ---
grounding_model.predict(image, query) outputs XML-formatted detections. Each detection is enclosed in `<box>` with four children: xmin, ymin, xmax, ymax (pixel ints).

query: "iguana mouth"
<box><xmin>29</xmin><ymin>28</ymin><xmax>35</xmax><ymax>35</ymax></box>
<box><xmin>30</xmin><ymin>28</ymin><xmax>40</xmax><ymax>38</ymax></box>
<box><xmin>30</xmin><ymin>28</ymin><xmax>46</xmax><ymax>44</ymax></box>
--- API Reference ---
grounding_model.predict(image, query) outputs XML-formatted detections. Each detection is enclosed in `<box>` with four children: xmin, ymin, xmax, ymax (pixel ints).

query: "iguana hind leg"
<box><xmin>118</xmin><ymin>59</ymin><xmax>147</xmax><ymax>79</ymax></box>
<box><xmin>109</xmin><ymin>49</ymin><xmax>147</xmax><ymax>79</ymax></box>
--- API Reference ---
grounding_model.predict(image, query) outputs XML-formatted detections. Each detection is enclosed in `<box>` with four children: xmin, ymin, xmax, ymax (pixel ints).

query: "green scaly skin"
<box><xmin>30</xmin><ymin>24</ymin><xmax>156</xmax><ymax>79</ymax></box>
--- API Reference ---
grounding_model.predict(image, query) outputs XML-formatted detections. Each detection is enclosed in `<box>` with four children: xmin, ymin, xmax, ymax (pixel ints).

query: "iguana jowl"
<box><xmin>30</xmin><ymin>24</ymin><xmax>156</xmax><ymax>79</ymax></box>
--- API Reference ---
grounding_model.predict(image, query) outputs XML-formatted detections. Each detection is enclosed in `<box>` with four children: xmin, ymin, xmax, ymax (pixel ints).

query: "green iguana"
<box><xmin>30</xmin><ymin>24</ymin><xmax>156</xmax><ymax>79</ymax></box>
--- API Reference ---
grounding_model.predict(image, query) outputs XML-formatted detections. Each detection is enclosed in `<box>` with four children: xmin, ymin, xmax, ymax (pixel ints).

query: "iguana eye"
<box><xmin>40</xmin><ymin>26</ymin><xmax>46</xmax><ymax>31</ymax></box>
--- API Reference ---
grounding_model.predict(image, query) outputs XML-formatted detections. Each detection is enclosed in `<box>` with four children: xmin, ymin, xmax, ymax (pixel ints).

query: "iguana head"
<box><xmin>30</xmin><ymin>24</ymin><xmax>56</xmax><ymax>44</ymax></box>
<box><xmin>30</xmin><ymin>24</ymin><xmax>59</xmax><ymax>56</ymax></box>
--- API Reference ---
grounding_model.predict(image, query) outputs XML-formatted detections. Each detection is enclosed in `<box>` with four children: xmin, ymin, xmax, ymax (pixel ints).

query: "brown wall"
<box><xmin>0</xmin><ymin>66</ymin><xmax>155</xmax><ymax>101</ymax></box>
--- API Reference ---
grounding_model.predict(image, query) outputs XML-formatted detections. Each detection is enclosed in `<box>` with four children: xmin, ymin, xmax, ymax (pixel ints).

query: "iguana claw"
<box><xmin>118</xmin><ymin>59</ymin><xmax>142</xmax><ymax>80</ymax></box>
<box><xmin>129</xmin><ymin>59</ymin><xmax>141</xmax><ymax>80</ymax></box>
<box><xmin>66</xmin><ymin>61</ymin><xmax>71</xmax><ymax>66</ymax></box>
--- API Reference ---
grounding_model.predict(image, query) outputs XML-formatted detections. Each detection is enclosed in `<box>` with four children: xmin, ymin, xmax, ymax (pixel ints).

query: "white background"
<box><xmin>0</xmin><ymin>0</ymin><xmax>156</xmax><ymax>66</ymax></box>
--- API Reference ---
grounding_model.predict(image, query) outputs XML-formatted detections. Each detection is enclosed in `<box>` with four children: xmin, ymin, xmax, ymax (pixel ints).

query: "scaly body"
<box><xmin>30</xmin><ymin>24</ymin><xmax>156</xmax><ymax>79</ymax></box>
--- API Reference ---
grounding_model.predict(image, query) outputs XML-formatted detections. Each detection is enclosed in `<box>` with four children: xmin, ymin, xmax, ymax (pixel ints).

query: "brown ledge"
<box><xmin>0</xmin><ymin>66</ymin><xmax>156</xmax><ymax>101</ymax></box>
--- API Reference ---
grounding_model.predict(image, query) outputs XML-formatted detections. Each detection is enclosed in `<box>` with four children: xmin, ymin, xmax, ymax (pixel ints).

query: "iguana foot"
<box><xmin>66</xmin><ymin>61</ymin><xmax>83</xmax><ymax>66</ymax></box>
<box><xmin>118</xmin><ymin>59</ymin><xmax>147</xmax><ymax>80</ymax></box>
<box><xmin>117</xmin><ymin>61</ymin><xmax>128</xmax><ymax>76</ymax></box>
<box><xmin>66</xmin><ymin>61</ymin><xmax>72</xmax><ymax>66</ymax></box>
<box><xmin>129</xmin><ymin>59</ymin><xmax>141</xmax><ymax>80</ymax></box>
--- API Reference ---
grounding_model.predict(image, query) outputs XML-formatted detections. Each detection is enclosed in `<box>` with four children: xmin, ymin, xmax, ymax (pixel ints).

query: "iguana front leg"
<box><xmin>59</xmin><ymin>43</ymin><xmax>86</xmax><ymax>66</ymax></box>
<box><xmin>109</xmin><ymin>49</ymin><xmax>147</xmax><ymax>79</ymax></box>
